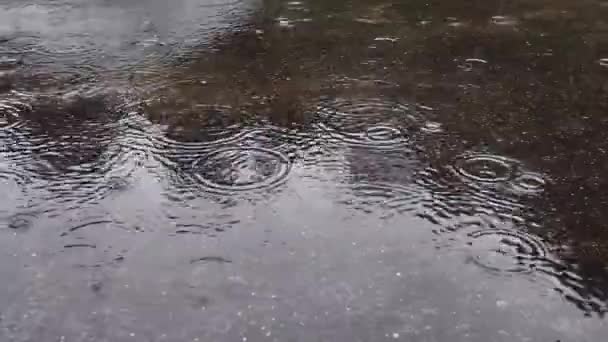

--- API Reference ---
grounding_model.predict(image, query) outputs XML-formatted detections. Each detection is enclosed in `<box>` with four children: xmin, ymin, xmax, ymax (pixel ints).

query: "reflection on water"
<box><xmin>2</xmin><ymin>0</ymin><xmax>608</xmax><ymax>341</ymax></box>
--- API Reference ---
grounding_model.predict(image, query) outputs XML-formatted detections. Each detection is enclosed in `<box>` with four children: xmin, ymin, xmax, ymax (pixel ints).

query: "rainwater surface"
<box><xmin>1</xmin><ymin>0</ymin><xmax>608</xmax><ymax>341</ymax></box>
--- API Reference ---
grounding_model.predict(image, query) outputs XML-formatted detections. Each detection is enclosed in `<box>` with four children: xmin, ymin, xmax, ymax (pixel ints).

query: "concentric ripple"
<box><xmin>143</xmin><ymin>104</ymin><xmax>249</xmax><ymax>165</ymax></box>
<box><xmin>148</xmin><ymin>104</ymin><xmax>245</xmax><ymax>144</ymax></box>
<box><xmin>191</xmin><ymin>147</ymin><xmax>291</xmax><ymax>194</ymax></box>
<box><xmin>316</xmin><ymin>98</ymin><xmax>418</xmax><ymax>150</ymax></box>
<box><xmin>452</xmin><ymin>153</ymin><xmax>517</xmax><ymax>183</ymax></box>
<box><xmin>465</xmin><ymin>228</ymin><xmax>548</xmax><ymax>274</ymax></box>
<box><xmin>510</xmin><ymin>171</ymin><xmax>546</xmax><ymax>194</ymax></box>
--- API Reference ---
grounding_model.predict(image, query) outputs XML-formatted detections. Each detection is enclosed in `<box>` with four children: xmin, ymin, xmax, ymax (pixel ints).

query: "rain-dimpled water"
<box><xmin>1</xmin><ymin>0</ymin><xmax>608</xmax><ymax>341</ymax></box>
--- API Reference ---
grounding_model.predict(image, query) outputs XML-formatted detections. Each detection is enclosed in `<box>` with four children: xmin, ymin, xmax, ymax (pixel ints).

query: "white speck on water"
<box><xmin>464</xmin><ymin>58</ymin><xmax>488</xmax><ymax>64</ymax></box>
<box><xmin>392</xmin><ymin>332</ymin><xmax>400</xmax><ymax>339</ymax></box>
<box><xmin>129</xmin><ymin>333</ymin><xmax>135</xmax><ymax>337</ymax></box>
<box><xmin>496</xmin><ymin>300</ymin><xmax>508</xmax><ymax>308</ymax></box>
<box><xmin>374</xmin><ymin>37</ymin><xmax>399</xmax><ymax>42</ymax></box>
<box><xmin>237</xmin><ymin>311</ymin><xmax>243</xmax><ymax>317</ymax></box>
<box><xmin>242</xmin><ymin>337</ymin><xmax>248</xmax><ymax>342</ymax></box>
<box><xmin>396</xmin><ymin>272</ymin><xmax>402</xmax><ymax>277</ymax></box>
<box><xmin>31</xmin><ymin>253</ymin><xmax>37</xmax><ymax>257</ymax></box>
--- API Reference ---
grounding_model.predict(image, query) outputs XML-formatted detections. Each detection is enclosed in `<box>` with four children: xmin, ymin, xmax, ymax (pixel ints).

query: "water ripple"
<box><xmin>0</xmin><ymin>91</ymin><xmax>32</xmax><ymax>130</ymax></box>
<box><xmin>345</xmin><ymin>182</ymin><xmax>426</xmax><ymax>216</ymax></box>
<box><xmin>510</xmin><ymin>171</ymin><xmax>546</xmax><ymax>194</ymax></box>
<box><xmin>0</xmin><ymin>92</ymin><xmax>142</xmax><ymax>211</ymax></box>
<box><xmin>452</xmin><ymin>153</ymin><xmax>517</xmax><ymax>183</ymax></box>
<box><xmin>315</xmin><ymin>97</ymin><xmax>422</xmax><ymax>151</ymax></box>
<box><xmin>191</xmin><ymin>146</ymin><xmax>291</xmax><ymax>194</ymax></box>
<box><xmin>463</xmin><ymin>228</ymin><xmax>548</xmax><ymax>274</ymax></box>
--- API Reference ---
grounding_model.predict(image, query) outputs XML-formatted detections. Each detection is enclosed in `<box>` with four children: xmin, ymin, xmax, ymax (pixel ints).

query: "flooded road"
<box><xmin>2</xmin><ymin>0</ymin><xmax>608</xmax><ymax>341</ymax></box>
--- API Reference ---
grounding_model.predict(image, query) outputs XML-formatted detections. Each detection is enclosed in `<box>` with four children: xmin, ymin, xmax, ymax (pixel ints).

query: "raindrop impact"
<box><xmin>510</xmin><ymin>172</ymin><xmax>546</xmax><ymax>194</ymax></box>
<box><xmin>452</xmin><ymin>153</ymin><xmax>516</xmax><ymax>183</ymax></box>
<box><xmin>465</xmin><ymin>228</ymin><xmax>548</xmax><ymax>274</ymax></box>
<box><xmin>316</xmin><ymin>98</ymin><xmax>418</xmax><ymax>150</ymax></box>
<box><xmin>192</xmin><ymin>147</ymin><xmax>291</xmax><ymax>194</ymax></box>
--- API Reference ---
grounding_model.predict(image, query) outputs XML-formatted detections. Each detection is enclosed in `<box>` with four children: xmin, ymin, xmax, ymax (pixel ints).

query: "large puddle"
<box><xmin>2</xmin><ymin>0</ymin><xmax>608</xmax><ymax>341</ymax></box>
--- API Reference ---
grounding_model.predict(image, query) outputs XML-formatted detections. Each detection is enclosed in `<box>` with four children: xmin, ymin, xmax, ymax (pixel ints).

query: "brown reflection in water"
<box><xmin>134</xmin><ymin>0</ymin><xmax>608</xmax><ymax>314</ymax></box>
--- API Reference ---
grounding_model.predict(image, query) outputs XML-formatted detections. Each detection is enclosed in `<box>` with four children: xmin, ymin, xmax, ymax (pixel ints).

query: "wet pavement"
<box><xmin>1</xmin><ymin>0</ymin><xmax>608</xmax><ymax>341</ymax></box>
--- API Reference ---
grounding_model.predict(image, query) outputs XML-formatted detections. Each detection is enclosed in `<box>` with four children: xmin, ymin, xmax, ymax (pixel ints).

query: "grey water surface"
<box><xmin>1</xmin><ymin>0</ymin><xmax>608</xmax><ymax>341</ymax></box>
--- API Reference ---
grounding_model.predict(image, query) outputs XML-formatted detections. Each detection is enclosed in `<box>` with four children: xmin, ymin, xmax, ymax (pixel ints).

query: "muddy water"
<box><xmin>1</xmin><ymin>0</ymin><xmax>608</xmax><ymax>341</ymax></box>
